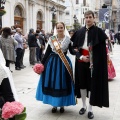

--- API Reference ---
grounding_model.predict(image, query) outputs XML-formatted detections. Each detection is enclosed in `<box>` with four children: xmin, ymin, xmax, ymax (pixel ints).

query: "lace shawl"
<box><xmin>48</xmin><ymin>35</ymin><xmax>71</xmax><ymax>53</ymax></box>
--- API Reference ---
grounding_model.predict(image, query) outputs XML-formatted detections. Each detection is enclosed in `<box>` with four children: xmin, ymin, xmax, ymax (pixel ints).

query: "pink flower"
<box><xmin>33</xmin><ymin>63</ymin><xmax>44</xmax><ymax>74</ymax></box>
<box><xmin>2</xmin><ymin>101</ymin><xmax>24</xmax><ymax>119</ymax></box>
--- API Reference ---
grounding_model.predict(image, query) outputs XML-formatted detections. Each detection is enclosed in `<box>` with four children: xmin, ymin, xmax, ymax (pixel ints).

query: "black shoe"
<box><xmin>30</xmin><ymin>63</ymin><xmax>35</xmax><ymax>65</ymax></box>
<box><xmin>52</xmin><ymin>107</ymin><xmax>57</xmax><ymax>113</ymax></box>
<box><xmin>79</xmin><ymin>108</ymin><xmax>86</xmax><ymax>115</ymax></box>
<box><xmin>20</xmin><ymin>66</ymin><xmax>24</xmax><ymax>69</ymax></box>
<box><xmin>88</xmin><ymin>112</ymin><xmax>94</xmax><ymax>119</ymax></box>
<box><xmin>60</xmin><ymin>107</ymin><xmax>64</xmax><ymax>113</ymax></box>
<box><xmin>20</xmin><ymin>65</ymin><xmax>26</xmax><ymax>68</ymax></box>
<box><xmin>15</xmin><ymin>67</ymin><xmax>21</xmax><ymax>70</ymax></box>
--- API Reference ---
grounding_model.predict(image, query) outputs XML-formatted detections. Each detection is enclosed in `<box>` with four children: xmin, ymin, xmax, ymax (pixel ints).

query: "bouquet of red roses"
<box><xmin>1</xmin><ymin>101</ymin><xmax>26</xmax><ymax>120</ymax></box>
<box><xmin>33</xmin><ymin>64</ymin><xmax>44</xmax><ymax>75</ymax></box>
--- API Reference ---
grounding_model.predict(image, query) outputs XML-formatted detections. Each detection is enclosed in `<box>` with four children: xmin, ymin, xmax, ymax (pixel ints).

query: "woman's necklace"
<box><xmin>58</xmin><ymin>39</ymin><xmax>63</xmax><ymax>44</ymax></box>
<box><xmin>57</xmin><ymin>35</ymin><xmax>65</xmax><ymax>44</ymax></box>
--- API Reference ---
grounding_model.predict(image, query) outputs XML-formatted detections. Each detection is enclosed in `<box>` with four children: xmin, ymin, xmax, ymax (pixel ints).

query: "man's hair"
<box><xmin>1</xmin><ymin>27</ymin><xmax>11</xmax><ymax>38</ymax></box>
<box><xmin>36</xmin><ymin>29</ymin><xmax>40</xmax><ymax>33</ymax></box>
<box><xmin>84</xmin><ymin>10</ymin><xmax>94</xmax><ymax>18</ymax></box>
<box><xmin>35</xmin><ymin>33</ymin><xmax>39</xmax><ymax>37</ymax></box>
<box><xmin>16</xmin><ymin>28</ymin><xmax>21</xmax><ymax>32</ymax></box>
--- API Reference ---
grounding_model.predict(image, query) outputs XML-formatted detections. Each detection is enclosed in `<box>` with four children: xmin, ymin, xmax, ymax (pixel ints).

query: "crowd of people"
<box><xmin>0</xmin><ymin>10</ymin><xmax>119</xmax><ymax>119</ymax></box>
<box><xmin>0</xmin><ymin>26</ymin><xmax>51</xmax><ymax>71</ymax></box>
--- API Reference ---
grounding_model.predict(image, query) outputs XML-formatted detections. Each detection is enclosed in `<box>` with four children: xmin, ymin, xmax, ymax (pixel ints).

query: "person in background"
<box><xmin>69</xmin><ymin>29</ymin><xmax>75</xmax><ymax>38</ymax></box>
<box><xmin>40</xmin><ymin>29</ymin><xmax>48</xmax><ymax>43</ymax></box>
<box><xmin>106</xmin><ymin>39</ymin><xmax>116</xmax><ymax>80</ymax></box>
<box><xmin>105</xmin><ymin>29</ymin><xmax>113</xmax><ymax>54</ymax></box>
<box><xmin>28</xmin><ymin>28</ymin><xmax>37</xmax><ymax>65</ymax></box>
<box><xmin>34</xmin><ymin>33</ymin><xmax>41</xmax><ymax>63</ymax></box>
<box><xmin>19</xmin><ymin>34</ymin><xmax>27</xmax><ymax>69</ymax></box>
<box><xmin>11</xmin><ymin>30</ymin><xmax>16</xmax><ymax>39</ymax></box>
<box><xmin>0</xmin><ymin>27</ymin><xmax>18</xmax><ymax>71</ymax></box>
<box><xmin>115</xmin><ymin>31</ymin><xmax>120</xmax><ymax>44</ymax></box>
<box><xmin>14</xmin><ymin>28</ymin><xmax>24</xmax><ymax>70</ymax></box>
<box><xmin>36</xmin><ymin>29</ymin><xmax>45</xmax><ymax>62</ymax></box>
<box><xmin>110</xmin><ymin>30</ymin><xmax>115</xmax><ymax>47</ymax></box>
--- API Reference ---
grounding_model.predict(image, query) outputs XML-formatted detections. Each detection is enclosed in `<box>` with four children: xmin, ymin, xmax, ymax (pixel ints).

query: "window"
<box><xmin>76</xmin><ymin>0</ymin><xmax>79</xmax><ymax>4</ymax></box>
<box><xmin>37</xmin><ymin>12</ymin><xmax>42</xmax><ymax>20</ymax></box>
<box><xmin>65</xmin><ymin>19</ymin><xmax>70</xmax><ymax>25</ymax></box>
<box><xmin>14</xmin><ymin>6</ymin><xmax>22</xmax><ymax>17</ymax></box>
<box><xmin>66</xmin><ymin>11</ymin><xmax>70</xmax><ymax>15</ymax></box>
<box><xmin>76</xmin><ymin>9</ymin><xmax>79</xmax><ymax>15</ymax></box>
<box><xmin>83</xmin><ymin>0</ymin><xmax>86</xmax><ymax>6</ymax></box>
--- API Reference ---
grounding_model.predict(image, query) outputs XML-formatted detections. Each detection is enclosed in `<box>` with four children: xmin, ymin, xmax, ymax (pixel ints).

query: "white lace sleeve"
<box><xmin>0</xmin><ymin>49</ymin><xmax>5</xmax><ymax>65</ymax></box>
<box><xmin>0</xmin><ymin>64</ymin><xmax>8</xmax><ymax>84</ymax></box>
<box><xmin>0</xmin><ymin>49</ymin><xmax>19</xmax><ymax>101</ymax></box>
<box><xmin>48</xmin><ymin>37</ymin><xmax>56</xmax><ymax>52</ymax></box>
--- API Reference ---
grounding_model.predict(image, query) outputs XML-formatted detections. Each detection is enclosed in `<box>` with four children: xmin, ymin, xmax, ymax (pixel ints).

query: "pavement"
<box><xmin>10</xmin><ymin>44</ymin><xmax>120</xmax><ymax>120</ymax></box>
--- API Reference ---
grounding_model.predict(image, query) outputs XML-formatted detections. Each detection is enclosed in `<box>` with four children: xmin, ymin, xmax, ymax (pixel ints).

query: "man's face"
<box><xmin>20</xmin><ymin>29</ymin><xmax>22</xmax><ymax>34</ymax></box>
<box><xmin>84</xmin><ymin>14</ymin><xmax>95</xmax><ymax>27</ymax></box>
<box><xmin>36</xmin><ymin>35</ymin><xmax>39</xmax><ymax>39</ymax></box>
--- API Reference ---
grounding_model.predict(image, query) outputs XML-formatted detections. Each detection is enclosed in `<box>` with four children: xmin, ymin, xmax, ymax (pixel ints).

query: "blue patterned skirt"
<box><xmin>36</xmin><ymin>53</ymin><xmax>76</xmax><ymax>107</ymax></box>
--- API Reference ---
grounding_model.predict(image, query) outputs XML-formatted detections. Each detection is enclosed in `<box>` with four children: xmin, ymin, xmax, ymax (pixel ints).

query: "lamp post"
<box><xmin>50</xmin><ymin>6</ymin><xmax>56</xmax><ymax>30</ymax></box>
<box><xmin>0</xmin><ymin>0</ymin><xmax>6</xmax><ymax>29</ymax></box>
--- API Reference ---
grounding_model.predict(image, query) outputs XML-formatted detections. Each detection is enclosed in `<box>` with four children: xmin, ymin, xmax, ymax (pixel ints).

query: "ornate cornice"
<box><xmin>29</xmin><ymin>0</ymin><xmax>36</xmax><ymax>5</ymax></box>
<box><xmin>45</xmin><ymin>0</ymin><xmax>66</xmax><ymax>9</ymax></box>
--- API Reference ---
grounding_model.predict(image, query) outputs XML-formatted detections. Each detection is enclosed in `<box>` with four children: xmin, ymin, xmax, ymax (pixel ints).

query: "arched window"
<box><xmin>14</xmin><ymin>6</ymin><xmax>22</xmax><ymax>17</ymax></box>
<box><xmin>37</xmin><ymin>12</ymin><xmax>42</xmax><ymax>21</ymax></box>
<box><xmin>37</xmin><ymin>11</ymin><xmax>43</xmax><ymax>30</ymax></box>
<box><xmin>83</xmin><ymin>0</ymin><xmax>86</xmax><ymax>6</ymax></box>
<box><xmin>76</xmin><ymin>0</ymin><xmax>79</xmax><ymax>4</ymax></box>
<box><xmin>14</xmin><ymin>5</ymin><xmax>23</xmax><ymax>30</ymax></box>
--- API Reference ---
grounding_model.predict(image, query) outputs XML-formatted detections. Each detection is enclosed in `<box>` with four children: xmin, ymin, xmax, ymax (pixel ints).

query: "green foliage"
<box><xmin>51</xmin><ymin>19</ymin><xmax>57</xmax><ymax>23</ymax></box>
<box><xmin>14</xmin><ymin>107</ymin><xmax>27</xmax><ymax>120</ymax></box>
<box><xmin>0</xmin><ymin>9</ymin><xmax>6</xmax><ymax>16</ymax></box>
<box><xmin>73</xmin><ymin>22</ymin><xmax>81</xmax><ymax>30</ymax></box>
<box><xmin>0</xmin><ymin>107</ymin><xmax>27</xmax><ymax>120</ymax></box>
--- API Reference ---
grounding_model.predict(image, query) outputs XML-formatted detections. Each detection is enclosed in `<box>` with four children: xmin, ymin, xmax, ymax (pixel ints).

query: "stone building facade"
<box><xmin>2</xmin><ymin>0</ymin><xmax>66</xmax><ymax>34</ymax></box>
<box><xmin>64</xmin><ymin>0</ymin><xmax>96</xmax><ymax>29</ymax></box>
<box><xmin>95</xmin><ymin>0</ymin><xmax>120</xmax><ymax>32</ymax></box>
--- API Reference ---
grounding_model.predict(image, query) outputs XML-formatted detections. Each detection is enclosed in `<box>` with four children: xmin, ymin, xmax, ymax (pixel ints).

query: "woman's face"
<box><xmin>56</xmin><ymin>23</ymin><xmax>65</xmax><ymax>35</ymax></box>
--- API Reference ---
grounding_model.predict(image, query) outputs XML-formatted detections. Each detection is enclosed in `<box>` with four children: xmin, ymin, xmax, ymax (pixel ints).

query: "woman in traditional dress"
<box><xmin>105</xmin><ymin>29</ymin><xmax>116</xmax><ymax>80</ymax></box>
<box><xmin>36</xmin><ymin>22</ymin><xmax>76</xmax><ymax>113</ymax></box>
<box><xmin>0</xmin><ymin>49</ymin><xmax>18</xmax><ymax>108</ymax></box>
<box><xmin>106</xmin><ymin>40</ymin><xmax>116</xmax><ymax>80</ymax></box>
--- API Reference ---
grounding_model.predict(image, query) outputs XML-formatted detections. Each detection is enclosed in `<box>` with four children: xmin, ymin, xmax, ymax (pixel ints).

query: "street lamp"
<box><xmin>0</xmin><ymin>0</ymin><xmax>6</xmax><ymax>9</ymax></box>
<box><xmin>50</xmin><ymin>6</ymin><xmax>56</xmax><ymax>30</ymax></box>
<box><xmin>0</xmin><ymin>0</ymin><xmax>6</xmax><ymax>28</ymax></box>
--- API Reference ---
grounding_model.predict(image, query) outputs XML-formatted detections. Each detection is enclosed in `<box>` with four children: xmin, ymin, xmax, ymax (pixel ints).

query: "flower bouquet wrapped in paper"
<box><xmin>88</xmin><ymin>43</ymin><xmax>93</xmax><ymax>78</ymax></box>
<box><xmin>1</xmin><ymin>101</ymin><xmax>26</xmax><ymax>120</ymax></box>
<box><xmin>33</xmin><ymin>64</ymin><xmax>44</xmax><ymax>75</ymax></box>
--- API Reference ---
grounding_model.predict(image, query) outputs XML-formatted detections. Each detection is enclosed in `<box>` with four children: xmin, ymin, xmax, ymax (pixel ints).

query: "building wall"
<box><xmin>2</xmin><ymin>0</ymin><xmax>66</xmax><ymax>34</ymax></box>
<box><xmin>64</xmin><ymin>0</ymin><xmax>96</xmax><ymax>29</ymax></box>
<box><xmin>95</xmin><ymin>0</ymin><xmax>120</xmax><ymax>32</ymax></box>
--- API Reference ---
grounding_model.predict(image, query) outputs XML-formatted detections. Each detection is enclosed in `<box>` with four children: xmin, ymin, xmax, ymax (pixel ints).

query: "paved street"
<box><xmin>10</xmin><ymin>44</ymin><xmax>120</xmax><ymax>120</ymax></box>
